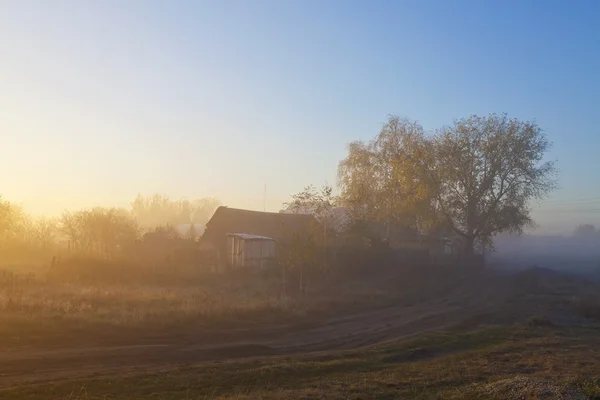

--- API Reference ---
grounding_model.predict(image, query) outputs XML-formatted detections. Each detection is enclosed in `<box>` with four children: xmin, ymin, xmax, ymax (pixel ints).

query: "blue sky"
<box><xmin>1</xmin><ymin>0</ymin><xmax>599</xmax><ymax>233</ymax></box>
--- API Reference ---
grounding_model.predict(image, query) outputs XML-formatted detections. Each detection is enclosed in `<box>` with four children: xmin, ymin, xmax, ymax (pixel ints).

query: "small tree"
<box><xmin>278</xmin><ymin>222</ymin><xmax>323</xmax><ymax>299</ymax></box>
<box><xmin>284</xmin><ymin>184</ymin><xmax>337</xmax><ymax>236</ymax></box>
<box><xmin>284</xmin><ymin>185</ymin><xmax>336</xmax><ymax>273</ymax></box>
<box><xmin>574</xmin><ymin>224</ymin><xmax>596</xmax><ymax>237</ymax></box>
<box><xmin>285</xmin><ymin>185</ymin><xmax>335</xmax><ymax>217</ymax></box>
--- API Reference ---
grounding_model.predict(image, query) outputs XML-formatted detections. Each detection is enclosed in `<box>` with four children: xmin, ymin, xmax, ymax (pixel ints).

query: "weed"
<box><xmin>525</xmin><ymin>315</ymin><xmax>555</xmax><ymax>327</ymax></box>
<box><xmin>577</xmin><ymin>379</ymin><xmax>600</xmax><ymax>399</ymax></box>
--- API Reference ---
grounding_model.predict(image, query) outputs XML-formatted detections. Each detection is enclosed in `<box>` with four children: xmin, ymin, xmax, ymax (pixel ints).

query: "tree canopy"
<box><xmin>337</xmin><ymin>117</ymin><xmax>429</xmax><ymax>229</ymax></box>
<box><xmin>338</xmin><ymin>114</ymin><xmax>557</xmax><ymax>255</ymax></box>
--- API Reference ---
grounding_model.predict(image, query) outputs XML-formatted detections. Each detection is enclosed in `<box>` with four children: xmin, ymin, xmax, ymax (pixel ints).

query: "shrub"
<box><xmin>573</xmin><ymin>295</ymin><xmax>600</xmax><ymax>320</ymax></box>
<box><xmin>0</xmin><ymin>270</ymin><xmax>27</xmax><ymax>308</ymax></box>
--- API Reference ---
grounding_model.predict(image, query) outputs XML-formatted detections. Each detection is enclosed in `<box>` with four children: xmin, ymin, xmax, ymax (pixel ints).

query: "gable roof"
<box><xmin>202</xmin><ymin>207</ymin><xmax>317</xmax><ymax>246</ymax></box>
<box><xmin>227</xmin><ymin>233</ymin><xmax>275</xmax><ymax>241</ymax></box>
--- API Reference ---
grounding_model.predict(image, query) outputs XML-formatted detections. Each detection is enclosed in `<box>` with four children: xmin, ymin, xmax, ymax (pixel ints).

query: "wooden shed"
<box><xmin>227</xmin><ymin>233</ymin><xmax>276</xmax><ymax>268</ymax></box>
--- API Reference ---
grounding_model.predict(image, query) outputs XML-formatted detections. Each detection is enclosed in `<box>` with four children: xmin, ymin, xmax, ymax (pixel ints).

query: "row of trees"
<box><xmin>573</xmin><ymin>224</ymin><xmax>600</xmax><ymax>238</ymax></box>
<box><xmin>0</xmin><ymin>194</ymin><xmax>221</xmax><ymax>259</ymax></box>
<box><xmin>0</xmin><ymin>199</ymin><xmax>140</xmax><ymax>258</ymax></box>
<box><xmin>336</xmin><ymin>113</ymin><xmax>557</xmax><ymax>255</ymax></box>
<box><xmin>59</xmin><ymin>208</ymin><xmax>139</xmax><ymax>257</ymax></box>
<box><xmin>131</xmin><ymin>194</ymin><xmax>220</xmax><ymax>228</ymax></box>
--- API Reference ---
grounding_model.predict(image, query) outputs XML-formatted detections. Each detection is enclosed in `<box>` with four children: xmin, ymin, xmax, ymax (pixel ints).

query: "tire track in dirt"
<box><xmin>0</xmin><ymin>276</ymin><xmax>510</xmax><ymax>388</ymax></box>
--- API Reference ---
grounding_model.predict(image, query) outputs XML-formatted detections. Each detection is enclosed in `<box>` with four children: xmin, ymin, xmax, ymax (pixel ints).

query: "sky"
<box><xmin>1</xmin><ymin>0</ymin><xmax>599</xmax><ymax>234</ymax></box>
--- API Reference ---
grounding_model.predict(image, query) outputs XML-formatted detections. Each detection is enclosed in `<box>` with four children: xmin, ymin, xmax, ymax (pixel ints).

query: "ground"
<box><xmin>2</xmin><ymin>265</ymin><xmax>600</xmax><ymax>399</ymax></box>
<box><xmin>5</xmin><ymin>324</ymin><xmax>600</xmax><ymax>399</ymax></box>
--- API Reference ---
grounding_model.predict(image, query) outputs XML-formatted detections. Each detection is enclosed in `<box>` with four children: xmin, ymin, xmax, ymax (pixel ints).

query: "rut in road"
<box><xmin>0</xmin><ymin>276</ymin><xmax>509</xmax><ymax>388</ymax></box>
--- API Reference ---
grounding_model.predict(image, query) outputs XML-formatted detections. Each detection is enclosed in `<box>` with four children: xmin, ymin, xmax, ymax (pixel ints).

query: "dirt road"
<box><xmin>0</xmin><ymin>275</ymin><xmax>508</xmax><ymax>388</ymax></box>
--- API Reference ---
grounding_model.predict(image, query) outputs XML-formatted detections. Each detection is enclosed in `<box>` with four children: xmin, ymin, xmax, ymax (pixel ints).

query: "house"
<box><xmin>201</xmin><ymin>207</ymin><xmax>317</xmax><ymax>269</ymax></box>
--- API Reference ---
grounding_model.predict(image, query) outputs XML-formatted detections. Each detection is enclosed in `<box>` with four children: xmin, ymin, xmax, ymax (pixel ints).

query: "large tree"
<box><xmin>416</xmin><ymin>114</ymin><xmax>556</xmax><ymax>255</ymax></box>
<box><xmin>337</xmin><ymin>116</ymin><xmax>428</xmax><ymax>232</ymax></box>
<box><xmin>338</xmin><ymin>114</ymin><xmax>557</xmax><ymax>257</ymax></box>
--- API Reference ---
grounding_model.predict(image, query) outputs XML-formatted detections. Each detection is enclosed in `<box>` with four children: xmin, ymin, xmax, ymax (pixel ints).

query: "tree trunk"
<box><xmin>463</xmin><ymin>235</ymin><xmax>475</xmax><ymax>267</ymax></box>
<box><xmin>464</xmin><ymin>197</ymin><xmax>477</xmax><ymax>261</ymax></box>
<box><xmin>463</xmin><ymin>236</ymin><xmax>475</xmax><ymax>256</ymax></box>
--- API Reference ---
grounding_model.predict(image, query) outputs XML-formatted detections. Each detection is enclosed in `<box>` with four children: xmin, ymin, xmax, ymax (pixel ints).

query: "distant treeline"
<box><xmin>0</xmin><ymin>194</ymin><xmax>220</xmax><ymax>261</ymax></box>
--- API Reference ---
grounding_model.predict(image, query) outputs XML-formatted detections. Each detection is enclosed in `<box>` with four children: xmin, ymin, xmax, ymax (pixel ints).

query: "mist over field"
<box><xmin>3</xmin><ymin>1</ymin><xmax>600</xmax><ymax>399</ymax></box>
<box><xmin>492</xmin><ymin>232</ymin><xmax>600</xmax><ymax>276</ymax></box>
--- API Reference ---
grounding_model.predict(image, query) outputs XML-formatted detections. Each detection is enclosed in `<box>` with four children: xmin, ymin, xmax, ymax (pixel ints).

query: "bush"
<box><xmin>0</xmin><ymin>270</ymin><xmax>33</xmax><ymax>308</ymax></box>
<box><xmin>573</xmin><ymin>295</ymin><xmax>600</xmax><ymax>320</ymax></box>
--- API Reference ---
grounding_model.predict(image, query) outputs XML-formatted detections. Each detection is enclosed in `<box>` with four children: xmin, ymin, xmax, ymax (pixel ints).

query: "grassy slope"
<box><xmin>6</xmin><ymin>323</ymin><xmax>600</xmax><ymax>400</ymax></box>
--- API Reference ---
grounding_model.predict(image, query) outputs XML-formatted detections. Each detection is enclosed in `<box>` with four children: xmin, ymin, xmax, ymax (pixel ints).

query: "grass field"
<box><xmin>3</xmin><ymin>259</ymin><xmax>600</xmax><ymax>399</ymax></box>
<box><xmin>4</xmin><ymin>323</ymin><xmax>600</xmax><ymax>399</ymax></box>
<box><xmin>0</xmin><ymin>259</ymin><xmax>467</xmax><ymax>349</ymax></box>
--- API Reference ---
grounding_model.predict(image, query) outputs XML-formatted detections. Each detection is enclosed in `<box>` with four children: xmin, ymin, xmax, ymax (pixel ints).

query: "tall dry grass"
<box><xmin>0</xmin><ymin>256</ymin><xmax>414</xmax><ymax>349</ymax></box>
<box><xmin>0</xmin><ymin>253</ymin><xmax>483</xmax><ymax>350</ymax></box>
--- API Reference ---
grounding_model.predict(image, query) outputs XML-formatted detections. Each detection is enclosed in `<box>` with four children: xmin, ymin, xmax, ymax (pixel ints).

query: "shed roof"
<box><xmin>202</xmin><ymin>207</ymin><xmax>316</xmax><ymax>246</ymax></box>
<box><xmin>227</xmin><ymin>233</ymin><xmax>276</xmax><ymax>241</ymax></box>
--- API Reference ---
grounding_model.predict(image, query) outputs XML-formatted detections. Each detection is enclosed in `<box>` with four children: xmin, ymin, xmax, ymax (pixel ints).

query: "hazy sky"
<box><xmin>1</xmin><ymin>0</ymin><xmax>599</xmax><ymax>233</ymax></box>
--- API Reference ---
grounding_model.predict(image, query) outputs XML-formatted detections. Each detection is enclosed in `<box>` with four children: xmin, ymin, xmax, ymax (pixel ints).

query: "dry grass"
<box><xmin>0</xmin><ymin>257</ymin><xmax>421</xmax><ymax>348</ymax></box>
<box><xmin>1</xmin><ymin>258</ymin><xmax>596</xmax><ymax>351</ymax></box>
<box><xmin>0</xmin><ymin>270</ymin><xmax>294</xmax><ymax>348</ymax></box>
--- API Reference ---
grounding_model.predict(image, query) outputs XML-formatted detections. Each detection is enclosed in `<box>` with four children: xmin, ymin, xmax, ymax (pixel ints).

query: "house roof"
<box><xmin>202</xmin><ymin>207</ymin><xmax>317</xmax><ymax>245</ymax></box>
